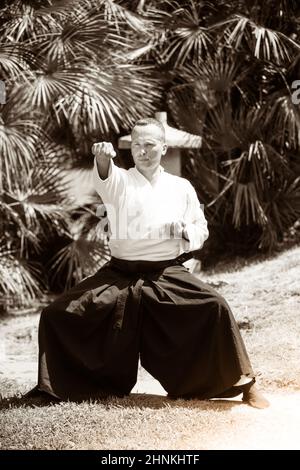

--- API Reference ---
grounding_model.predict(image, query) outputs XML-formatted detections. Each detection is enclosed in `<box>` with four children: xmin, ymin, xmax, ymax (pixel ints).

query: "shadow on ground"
<box><xmin>0</xmin><ymin>390</ymin><xmax>244</xmax><ymax>412</ymax></box>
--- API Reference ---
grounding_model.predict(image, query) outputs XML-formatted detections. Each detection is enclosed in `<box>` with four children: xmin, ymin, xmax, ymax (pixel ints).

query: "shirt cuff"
<box><xmin>181</xmin><ymin>223</ymin><xmax>209</xmax><ymax>252</ymax></box>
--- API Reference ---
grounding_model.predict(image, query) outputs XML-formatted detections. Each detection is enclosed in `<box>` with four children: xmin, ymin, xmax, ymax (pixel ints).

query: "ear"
<box><xmin>161</xmin><ymin>143</ymin><xmax>168</xmax><ymax>155</ymax></box>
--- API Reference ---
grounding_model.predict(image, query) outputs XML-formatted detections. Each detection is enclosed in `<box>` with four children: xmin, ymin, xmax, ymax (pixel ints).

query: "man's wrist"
<box><xmin>96</xmin><ymin>153</ymin><xmax>114</xmax><ymax>161</ymax></box>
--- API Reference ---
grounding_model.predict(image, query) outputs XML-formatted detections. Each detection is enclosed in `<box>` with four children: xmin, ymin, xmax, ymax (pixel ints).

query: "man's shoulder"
<box><xmin>112</xmin><ymin>163</ymin><xmax>129</xmax><ymax>178</ymax></box>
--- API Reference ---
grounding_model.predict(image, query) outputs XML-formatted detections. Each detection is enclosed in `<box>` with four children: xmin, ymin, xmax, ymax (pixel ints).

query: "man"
<box><xmin>33</xmin><ymin>118</ymin><xmax>269</xmax><ymax>408</ymax></box>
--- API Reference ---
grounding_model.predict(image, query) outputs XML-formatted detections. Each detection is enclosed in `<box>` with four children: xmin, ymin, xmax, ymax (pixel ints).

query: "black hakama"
<box><xmin>37</xmin><ymin>256</ymin><xmax>254</xmax><ymax>400</ymax></box>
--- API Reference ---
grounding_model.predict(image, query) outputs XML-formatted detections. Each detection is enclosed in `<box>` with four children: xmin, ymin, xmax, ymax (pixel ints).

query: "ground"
<box><xmin>0</xmin><ymin>246</ymin><xmax>300</xmax><ymax>450</ymax></box>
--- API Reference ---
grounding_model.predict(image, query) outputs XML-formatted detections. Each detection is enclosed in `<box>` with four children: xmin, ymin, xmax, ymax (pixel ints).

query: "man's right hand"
<box><xmin>92</xmin><ymin>142</ymin><xmax>116</xmax><ymax>160</ymax></box>
<box><xmin>92</xmin><ymin>142</ymin><xmax>116</xmax><ymax>180</ymax></box>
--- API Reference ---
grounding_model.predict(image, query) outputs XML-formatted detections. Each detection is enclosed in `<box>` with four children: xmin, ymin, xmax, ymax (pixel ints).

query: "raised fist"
<box><xmin>91</xmin><ymin>142</ymin><xmax>116</xmax><ymax>159</ymax></box>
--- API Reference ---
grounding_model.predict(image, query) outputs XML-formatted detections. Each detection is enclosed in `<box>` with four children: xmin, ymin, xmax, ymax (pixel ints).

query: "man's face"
<box><xmin>131</xmin><ymin>124</ymin><xmax>167</xmax><ymax>173</ymax></box>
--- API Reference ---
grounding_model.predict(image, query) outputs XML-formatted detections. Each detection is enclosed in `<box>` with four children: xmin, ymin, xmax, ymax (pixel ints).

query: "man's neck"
<box><xmin>137</xmin><ymin>166</ymin><xmax>162</xmax><ymax>184</ymax></box>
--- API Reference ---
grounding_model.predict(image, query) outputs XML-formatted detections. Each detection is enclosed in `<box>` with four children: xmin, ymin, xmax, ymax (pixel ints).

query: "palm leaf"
<box><xmin>42</xmin><ymin>141</ymin><xmax>74</xmax><ymax>169</ymax></box>
<box><xmin>0</xmin><ymin>241</ymin><xmax>43</xmax><ymax>301</ymax></box>
<box><xmin>1</xmin><ymin>165</ymin><xmax>69</xmax><ymax>256</ymax></box>
<box><xmin>217</xmin><ymin>14</ymin><xmax>300</xmax><ymax>64</ymax></box>
<box><xmin>162</xmin><ymin>28</ymin><xmax>212</xmax><ymax>66</ymax></box>
<box><xmin>55</xmin><ymin>62</ymin><xmax>161</xmax><ymax>134</ymax></box>
<box><xmin>0</xmin><ymin>198</ymin><xmax>40</xmax><ymax>253</ymax></box>
<box><xmin>203</xmin><ymin>102</ymin><xmax>238</xmax><ymax>151</ymax></box>
<box><xmin>205</xmin><ymin>104</ymin><xmax>290</xmax><ymax>229</ymax></box>
<box><xmin>83</xmin><ymin>0</ymin><xmax>155</xmax><ymax>34</ymax></box>
<box><xmin>160</xmin><ymin>0</ymin><xmax>213</xmax><ymax>66</ymax></box>
<box><xmin>258</xmin><ymin>176</ymin><xmax>300</xmax><ymax>249</ymax></box>
<box><xmin>32</xmin><ymin>9</ymin><xmax>133</xmax><ymax>65</ymax></box>
<box><xmin>167</xmin><ymin>82</ymin><xmax>207</xmax><ymax>135</ymax></box>
<box><xmin>0</xmin><ymin>108</ymin><xmax>45</xmax><ymax>187</ymax></box>
<box><xmin>266</xmin><ymin>176</ymin><xmax>300</xmax><ymax>233</ymax></box>
<box><xmin>21</xmin><ymin>60</ymin><xmax>90</xmax><ymax>110</ymax></box>
<box><xmin>265</xmin><ymin>90</ymin><xmax>300</xmax><ymax>149</ymax></box>
<box><xmin>49</xmin><ymin>238</ymin><xmax>109</xmax><ymax>289</ymax></box>
<box><xmin>49</xmin><ymin>213</ymin><xmax>110</xmax><ymax>289</ymax></box>
<box><xmin>37</xmin><ymin>0</ymin><xmax>155</xmax><ymax>35</ymax></box>
<box><xmin>0</xmin><ymin>1</ymin><xmax>57</xmax><ymax>42</ymax></box>
<box><xmin>231</xmin><ymin>181</ymin><xmax>268</xmax><ymax>228</ymax></box>
<box><xmin>0</xmin><ymin>42</ymin><xmax>37</xmax><ymax>81</ymax></box>
<box><xmin>223</xmin><ymin>138</ymin><xmax>289</xmax><ymax>228</ymax></box>
<box><xmin>182</xmin><ymin>48</ymin><xmax>250</xmax><ymax>94</ymax></box>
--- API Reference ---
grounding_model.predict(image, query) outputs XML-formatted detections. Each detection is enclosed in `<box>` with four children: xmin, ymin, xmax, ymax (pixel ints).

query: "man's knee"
<box><xmin>209</xmin><ymin>294</ymin><xmax>231</xmax><ymax>322</ymax></box>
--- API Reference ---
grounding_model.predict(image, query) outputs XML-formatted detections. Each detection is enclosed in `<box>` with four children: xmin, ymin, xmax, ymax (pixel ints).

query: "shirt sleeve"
<box><xmin>181</xmin><ymin>182</ymin><xmax>209</xmax><ymax>252</ymax></box>
<box><xmin>92</xmin><ymin>157</ymin><xmax>126</xmax><ymax>204</ymax></box>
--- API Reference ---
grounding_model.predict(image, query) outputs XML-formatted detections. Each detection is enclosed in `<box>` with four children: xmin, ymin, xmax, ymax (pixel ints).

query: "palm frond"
<box><xmin>154</xmin><ymin>0</ymin><xmax>218</xmax><ymax>29</ymax></box>
<box><xmin>0</xmin><ymin>111</ymin><xmax>45</xmax><ymax>187</ymax></box>
<box><xmin>203</xmin><ymin>103</ymin><xmax>238</xmax><ymax>151</ymax></box>
<box><xmin>160</xmin><ymin>0</ymin><xmax>213</xmax><ymax>66</ymax></box>
<box><xmin>49</xmin><ymin>238</ymin><xmax>109</xmax><ymax>289</ymax></box>
<box><xmin>84</xmin><ymin>0</ymin><xmax>155</xmax><ymax>34</ymax></box>
<box><xmin>38</xmin><ymin>0</ymin><xmax>155</xmax><ymax>34</ymax></box>
<box><xmin>31</xmin><ymin>9</ymin><xmax>133</xmax><ymax>65</ymax></box>
<box><xmin>49</xmin><ymin>213</ymin><xmax>110</xmax><ymax>289</ymax></box>
<box><xmin>123</xmin><ymin>43</ymin><xmax>155</xmax><ymax>61</ymax></box>
<box><xmin>0</xmin><ymin>42</ymin><xmax>37</xmax><ymax>81</ymax></box>
<box><xmin>162</xmin><ymin>27</ymin><xmax>211</xmax><ymax>66</ymax></box>
<box><xmin>182</xmin><ymin>48</ymin><xmax>250</xmax><ymax>94</ymax></box>
<box><xmin>0</xmin><ymin>1</ymin><xmax>57</xmax><ymax>42</ymax></box>
<box><xmin>42</xmin><ymin>141</ymin><xmax>74</xmax><ymax>169</ymax></box>
<box><xmin>265</xmin><ymin>90</ymin><xmax>300</xmax><ymax>149</ymax></box>
<box><xmin>21</xmin><ymin>60</ymin><xmax>90</xmax><ymax>110</ymax></box>
<box><xmin>1</xmin><ymin>165</ymin><xmax>69</xmax><ymax>256</ymax></box>
<box><xmin>0</xmin><ymin>198</ymin><xmax>40</xmax><ymax>252</ymax></box>
<box><xmin>167</xmin><ymin>82</ymin><xmax>207</xmax><ymax>135</ymax></box>
<box><xmin>265</xmin><ymin>176</ymin><xmax>300</xmax><ymax>233</ymax></box>
<box><xmin>204</xmin><ymin>102</ymin><xmax>290</xmax><ymax>231</ymax></box>
<box><xmin>0</xmin><ymin>240</ymin><xmax>43</xmax><ymax>301</ymax></box>
<box><xmin>223</xmin><ymin>137</ymin><xmax>290</xmax><ymax>228</ymax></box>
<box><xmin>258</xmin><ymin>176</ymin><xmax>300</xmax><ymax>249</ymax></box>
<box><xmin>231</xmin><ymin>181</ymin><xmax>268</xmax><ymax>228</ymax></box>
<box><xmin>55</xmin><ymin>62</ymin><xmax>161</xmax><ymax>134</ymax></box>
<box><xmin>216</xmin><ymin>14</ymin><xmax>300</xmax><ymax>64</ymax></box>
<box><xmin>168</xmin><ymin>49</ymin><xmax>251</xmax><ymax>122</ymax></box>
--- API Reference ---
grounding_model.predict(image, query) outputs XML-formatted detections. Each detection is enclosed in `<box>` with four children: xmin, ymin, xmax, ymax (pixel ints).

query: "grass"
<box><xmin>1</xmin><ymin>245</ymin><xmax>300</xmax><ymax>450</ymax></box>
<box><xmin>1</xmin><ymin>390</ymin><xmax>300</xmax><ymax>450</ymax></box>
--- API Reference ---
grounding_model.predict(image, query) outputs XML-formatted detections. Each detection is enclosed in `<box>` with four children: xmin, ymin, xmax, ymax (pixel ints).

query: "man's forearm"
<box><xmin>96</xmin><ymin>155</ymin><xmax>111</xmax><ymax>180</ymax></box>
<box><xmin>183</xmin><ymin>221</ymin><xmax>209</xmax><ymax>252</ymax></box>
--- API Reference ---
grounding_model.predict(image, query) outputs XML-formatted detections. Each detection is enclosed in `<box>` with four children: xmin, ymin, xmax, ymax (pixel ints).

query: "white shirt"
<box><xmin>93</xmin><ymin>158</ymin><xmax>209</xmax><ymax>261</ymax></box>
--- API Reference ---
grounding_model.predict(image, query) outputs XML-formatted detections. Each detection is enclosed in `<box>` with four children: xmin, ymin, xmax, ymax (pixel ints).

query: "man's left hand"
<box><xmin>169</xmin><ymin>221</ymin><xmax>189</xmax><ymax>241</ymax></box>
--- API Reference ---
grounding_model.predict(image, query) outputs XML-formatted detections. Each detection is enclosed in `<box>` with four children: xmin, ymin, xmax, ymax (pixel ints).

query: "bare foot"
<box><xmin>242</xmin><ymin>383</ymin><xmax>270</xmax><ymax>409</ymax></box>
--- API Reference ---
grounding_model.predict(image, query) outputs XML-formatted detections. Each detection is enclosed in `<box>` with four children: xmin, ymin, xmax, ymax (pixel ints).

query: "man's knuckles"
<box><xmin>92</xmin><ymin>142</ymin><xmax>116</xmax><ymax>157</ymax></box>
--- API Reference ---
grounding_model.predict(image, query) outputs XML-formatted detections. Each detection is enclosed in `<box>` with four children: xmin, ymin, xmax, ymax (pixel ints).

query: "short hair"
<box><xmin>132</xmin><ymin>118</ymin><xmax>165</xmax><ymax>142</ymax></box>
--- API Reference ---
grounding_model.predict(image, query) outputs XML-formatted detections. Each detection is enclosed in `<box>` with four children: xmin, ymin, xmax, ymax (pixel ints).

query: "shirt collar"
<box><xmin>132</xmin><ymin>165</ymin><xmax>165</xmax><ymax>184</ymax></box>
